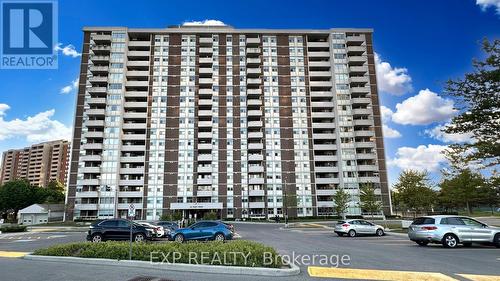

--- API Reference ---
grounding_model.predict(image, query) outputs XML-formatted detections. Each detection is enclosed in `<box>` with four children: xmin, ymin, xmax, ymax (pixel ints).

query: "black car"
<box><xmin>86</xmin><ymin>219</ymin><xmax>152</xmax><ymax>242</ymax></box>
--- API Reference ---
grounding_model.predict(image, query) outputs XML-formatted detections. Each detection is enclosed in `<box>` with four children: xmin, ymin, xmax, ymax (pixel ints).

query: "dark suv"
<box><xmin>86</xmin><ymin>219</ymin><xmax>151</xmax><ymax>242</ymax></box>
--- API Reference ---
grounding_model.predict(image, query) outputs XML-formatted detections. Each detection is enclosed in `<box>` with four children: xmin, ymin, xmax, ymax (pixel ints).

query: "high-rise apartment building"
<box><xmin>66</xmin><ymin>25</ymin><xmax>390</xmax><ymax>221</ymax></box>
<box><xmin>0</xmin><ymin>140</ymin><xmax>70</xmax><ymax>187</ymax></box>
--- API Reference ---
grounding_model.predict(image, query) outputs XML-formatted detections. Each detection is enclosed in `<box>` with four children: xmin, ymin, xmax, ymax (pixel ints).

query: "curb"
<box><xmin>386</xmin><ymin>231</ymin><xmax>408</xmax><ymax>237</ymax></box>
<box><xmin>24</xmin><ymin>254</ymin><xmax>301</xmax><ymax>277</ymax></box>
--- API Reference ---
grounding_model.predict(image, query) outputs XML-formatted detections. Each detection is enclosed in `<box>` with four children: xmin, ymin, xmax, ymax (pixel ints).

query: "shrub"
<box><xmin>0</xmin><ymin>224</ymin><xmax>27</xmax><ymax>232</ymax></box>
<box><xmin>33</xmin><ymin>240</ymin><xmax>283</xmax><ymax>268</ymax></box>
<box><xmin>203</xmin><ymin>211</ymin><xmax>218</xmax><ymax>220</ymax></box>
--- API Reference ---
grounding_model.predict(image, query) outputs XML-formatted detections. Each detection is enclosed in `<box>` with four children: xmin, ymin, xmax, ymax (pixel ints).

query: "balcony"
<box><xmin>308</xmin><ymin>51</ymin><xmax>330</xmax><ymax>57</ymax></box>
<box><xmin>315</xmin><ymin>177</ymin><xmax>340</xmax><ymax>184</ymax></box>
<box><xmin>249</xmin><ymin>189</ymin><xmax>265</xmax><ymax>196</ymax></box>
<box><xmin>128</xmin><ymin>51</ymin><xmax>150</xmax><ymax>57</ymax></box>
<box><xmin>246</xmin><ymin>78</ymin><xmax>261</xmax><ymax>85</ymax></box>
<box><xmin>311</xmin><ymin>112</ymin><xmax>334</xmax><ymax>118</ymax></box>
<box><xmin>248</xmin><ymin>143</ymin><xmax>263</xmax><ymax>150</ymax></box>
<box><xmin>128</xmin><ymin>41</ymin><xmax>150</xmax><ymax>47</ymax></box>
<box><xmin>312</xmin><ymin>122</ymin><xmax>335</xmax><ymax>129</ymax></box>
<box><xmin>199</xmin><ymin>57</ymin><xmax>213</xmax><ymax>64</ymax></box>
<box><xmin>121</xmin><ymin>145</ymin><xmax>146</xmax><ymax>152</ymax></box>
<box><xmin>355</xmin><ymin>142</ymin><xmax>375</xmax><ymax>148</ymax></box>
<box><xmin>247</xmin><ymin>121</ymin><xmax>263</xmax><ymax>128</ymax></box>
<box><xmin>88</xmin><ymin>87</ymin><xmax>107</xmax><ymax>94</ymax></box>
<box><xmin>248</xmin><ymin>110</ymin><xmax>262</xmax><ymax>116</ymax></box>
<box><xmin>84</xmin><ymin>131</ymin><xmax>104</xmax><ymax>138</ymax></box>
<box><xmin>350</xmin><ymin>87</ymin><xmax>370</xmax><ymax>94</ymax></box>
<box><xmin>247</xmin><ymin>68</ymin><xmax>261</xmax><ymax>74</ymax></box>
<box><xmin>199</xmin><ymin>38</ymin><xmax>213</xmax><ymax>44</ymax></box>
<box><xmin>307</xmin><ymin>42</ymin><xmax>329</xmax><ymax>48</ymax></box>
<box><xmin>119</xmin><ymin>179</ymin><xmax>144</xmax><ymax>186</ymax></box>
<box><xmin>80</xmin><ymin>179</ymin><xmax>100</xmax><ymax>185</ymax></box>
<box><xmin>247</xmin><ymin>131</ymin><xmax>263</xmax><ymax>138</ymax></box>
<box><xmin>316</xmin><ymin>189</ymin><xmax>335</xmax><ymax>196</ymax></box>
<box><xmin>349</xmin><ymin>76</ymin><xmax>369</xmax><ymax>84</ymax></box>
<box><xmin>75</xmin><ymin>191</ymin><xmax>99</xmax><ymax>198</ymax></box>
<box><xmin>199</xmin><ymin>68</ymin><xmax>212</xmax><ymax>74</ymax></box>
<box><xmin>313</xmin><ymin>133</ymin><xmax>336</xmax><ymax>139</ymax></box>
<box><xmin>353</xmin><ymin>119</ymin><xmax>373</xmax><ymax>126</ymax></box>
<box><xmin>127</xmin><ymin>70</ymin><xmax>149</xmax><ymax>77</ymax></box>
<box><xmin>198</xmin><ymin>99</ymin><xmax>212</xmax><ymax>106</ymax></box>
<box><xmin>346</xmin><ymin>35</ymin><xmax>366</xmax><ymax>42</ymax></box>
<box><xmin>197</xmin><ymin>178</ymin><xmax>213</xmax><ymax>185</ymax></box>
<box><xmin>309</xmin><ymin>81</ymin><xmax>332</xmax><ymax>87</ymax></box>
<box><xmin>125</xmin><ymin>91</ymin><xmax>148</xmax><ymax>97</ymax></box>
<box><xmin>349</xmin><ymin>66</ymin><xmax>368</xmax><ymax>73</ymax></box>
<box><xmin>81</xmin><ymin>143</ymin><xmax>103</xmax><ymax>150</ymax></box>
<box><xmin>80</xmin><ymin>166</ymin><xmax>101</xmax><ymax>173</ymax></box>
<box><xmin>127</xmin><ymin>61</ymin><xmax>149</xmax><ymax>67</ymax></box>
<box><xmin>314</xmin><ymin>166</ymin><xmax>339</xmax><ymax>173</ymax></box>
<box><xmin>122</xmin><ymin>134</ymin><xmax>147</xmax><ymax>140</ymax></box>
<box><xmin>348</xmin><ymin>56</ymin><xmax>367</xmax><ymax>64</ymax></box>
<box><xmin>80</xmin><ymin>155</ymin><xmax>102</xmax><ymax>162</ymax></box>
<box><xmin>248</xmin><ymin>154</ymin><xmax>263</xmax><ymax>161</ymax></box>
<box><xmin>90</xmin><ymin>55</ymin><xmax>109</xmax><ymax>62</ymax></box>
<box><xmin>124</xmin><ymin>102</ymin><xmax>148</xmax><ymax>108</ymax></box>
<box><xmin>122</xmin><ymin>123</ymin><xmax>147</xmax><ymax>129</ymax></box>
<box><xmin>309</xmin><ymin>71</ymin><xmax>332</xmax><ymax>77</ymax></box>
<box><xmin>354</xmin><ymin>130</ymin><xmax>375</xmax><ymax>137</ymax></box>
<box><xmin>247</xmin><ymin>89</ymin><xmax>261</xmax><ymax>95</ymax></box>
<box><xmin>246</xmin><ymin>38</ymin><xmax>260</xmax><ymax>44</ymax></box>
<box><xmin>87</xmin><ymin>98</ymin><xmax>106</xmax><ymax>105</ymax></box>
<box><xmin>249</xmin><ymin>202</ymin><xmax>265</xmax><ymax>208</ymax></box>
<box><xmin>352</xmin><ymin>108</ymin><xmax>372</xmax><ymax>115</ymax></box>
<box><xmin>198</xmin><ymin>110</ymin><xmax>212</xmax><ymax>116</ymax></box>
<box><xmin>314</xmin><ymin>155</ymin><xmax>337</xmax><ymax>162</ymax></box>
<box><xmin>121</xmin><ymin>156</ymin><xmax>145</xmax><ymax>162</ymax></box>
<box><xmin>247</xmin><ymin>48</ymin><xmax>261</xmax><ymax>54</ymax></box>
<box><xmin>120</xmin><ymin>167</ymin><xmax>145</xmax><ymax>174</ymax></box>
<box><xmin>126</xmin><ymin>80</ymin><xmax>148</xmax><ymax>87</ymax></box>
<box><xmin>247</xmin><ymin>99</ymin><xmax>262</xmax><ymax>106</ymax></box>
<box><xmin>246</xmin><ymin>58</ymin><xmax>260</xmax><ymax>64</ymax></box>
<box><xmin>198</xmin><ymin>121</ymin><xmax>212</xmax><ymax>128</ymax></box>
<box><xmin>89</xmin><ymin>66</ymin><xmax>109</xmax><ymax>73</ymax></box>
<box><xmin>311</xmin><ymin>101</ymin><xmax>334</xmax><ymax>108</ymax></box>
<box><xmin>123</xmin><ymin>112</ymin><xmax>147</xmax><ymax>119</ymax></box>
<box><xmin>248</xmin><ymin>165</ymin><xmax>264</xmax><ymax>173</ymax></box>
<box><xmin>198</xmin><ymin>132</ymin><xmax>212</xmax><ymax>139</ymax></box>
<box><xmin>92</xmin><ymin>34</ymin><xmax>111</xmax><ymax>42</ymax></box>
<box><xmin>197</xmin><ymin>166</ymin><xmax>212</xmax><ymax>173</ymax></box>
<box><xmin>356</xmin><ymin>153</ymin><xmax>376</xmax><ymax>160</ymax></box>
<box><xmin>199</xmin><ymin>47</ymin><xmax>213</xmax><ymax>53</ymax></box>
<box><xmin>347</xmin><ymin>45</ymin><xmax>366</xmax><ymax>53</ymax></box>
<box><xmin>314</xmin><ymin>144</ymin><xmax>337</xmax><ymax>150</ymax></box>
<box><xmin>88</xmin><ymin>76</ymin><xmax>108</xmax><ymax>83</ymax></box>
<box><xmin>308</xmin><ymin>61</ymin><xmax>331</xmax><ymax>67</ymax></box>
<box><xmin>118</xmin><ymin>191</ymin><xmax>143</xmax><ymax>198</ymax></box>
<box><xmin>198</xmin><ymin>154</ymin><xmax>212</xmax><ymax>162</ymax></box>
<box><xmin>357</xmin><ymin>165</ymin><xmax>378</xmax><ymax>171</ymax></box>
<box><xmin>199</xmin><ymin>78</ymin><xmax>213</xmax><ymax>85</ymax></box>
<box><xmin>75</xmin><ymin>204</ymin><xmax>98</xmax><ymax>211</ymax></box>
<box><xmin>85</xmin><ymin>120</ymin><xmax>105</xmax><ymax>127</ymax></box>
<box><xmin>351</xmin><ymin>97</ymin><xmax>372</xmax><ymax>105</ymax></box>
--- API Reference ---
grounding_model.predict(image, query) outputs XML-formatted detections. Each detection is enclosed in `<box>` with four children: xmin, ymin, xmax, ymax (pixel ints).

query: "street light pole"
<box><xmin>283</xmin><ymin>178</ymin><xmax>288</xmax><ymax>228</ymax></box>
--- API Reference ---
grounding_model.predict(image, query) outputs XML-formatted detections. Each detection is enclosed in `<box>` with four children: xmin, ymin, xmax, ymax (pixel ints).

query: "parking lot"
<box><xmin>0</xmin><ymin>222</ymin><xmax>499</xmax><ymax>280</ymax></box>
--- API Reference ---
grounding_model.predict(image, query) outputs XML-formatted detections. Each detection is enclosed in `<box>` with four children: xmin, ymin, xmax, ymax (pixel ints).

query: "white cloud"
<box><xmin>60</xmin><ymin>78</ymin><xmax>79</xmax><ymax>94</ymax></box>
<box><xmin>477</xmin><ymin>0</ymin><xmax>500</xmax><ymax>15</ymax></box>
<box><xmin>392</xmin><ymin>89</ymin><xmax>457</xmax><ymax>125</ymax></box>
<box><xmin>182</xmin><ymin>20</ymin><xmax>226</xmax><ymax>26</ymax></box>
<box><xmin>380</xmin><ymin>105</ymin><xmax>394</xmax><ymax>122</ymax></box>
<box><xmin>0</xmin><ymin>104</ymin><xmax>10</xmax><ymax>116</ymax></box>
<box><xmin>383</xmin><ymin>124</ymin><xmax>402</xmax><ymax>138</ymax></box>
<box><xmin>54</xmin><ymin>43</ymin><xmax>81</xmax><ymax>58</ymax></box>
<box><xmin>425</xmin><ymin>123</ymin><xmax>474</xmax><ymax>143</ymax></box>
<box><xmin>0</xmin><ymin>105</ymin><xmax>72</xmax><ymax>143</ymax></box>
<box><xmin>379</xmin><ymin>105</ymin><xmax>401</xmax><ymax>138</ymax></box>
<box><xmin>388</xmin><ymin>144</ymin><xmax>448</xmax><ymax>172</ymax></box>
<box><xmin>375</xmin><ymin>53</ymin><xmax>413</xmax><ymax>96</ymax></box>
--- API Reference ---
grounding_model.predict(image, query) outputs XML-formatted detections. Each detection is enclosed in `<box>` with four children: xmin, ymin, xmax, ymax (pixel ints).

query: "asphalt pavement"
<box><xmin>0</xmin><ymin>222</ymin><xmax>498</xmax><ymax>281</ymax></box>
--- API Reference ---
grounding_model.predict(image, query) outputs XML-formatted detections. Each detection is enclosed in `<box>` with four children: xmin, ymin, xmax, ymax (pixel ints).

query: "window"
<box><xmin>460</xmin><ymin>218</ymin><xmax>484</xmax><ymax>227</ymax></box>
<box><xmin>411</xmin><ymin>217</ymin><xmax>435</xmax><ymax>225</ymax></box>
<box><xmin>99</xmin><ymin>220</ymin><xmax>118</xmax><ymax>227</ymax></box>
<box><xmin>441</xmin><ymin>217</ymin><xmax>465</xmax><ymax>225</ymax></box>
<box><xmin>117</xmin><ymin>220</ymin><xmax>130</xmax><ymax>227</ymax></box>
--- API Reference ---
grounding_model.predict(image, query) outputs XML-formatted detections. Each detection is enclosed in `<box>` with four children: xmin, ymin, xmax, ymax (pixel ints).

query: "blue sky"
<box><xmin>0</xmin><ymin>0</ymin><xmax>498</xmax><ymax>186</ymax></box>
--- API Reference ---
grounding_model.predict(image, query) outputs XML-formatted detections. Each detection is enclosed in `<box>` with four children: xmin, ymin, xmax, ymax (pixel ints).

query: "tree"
<box><xmin>439</xmin><ymin>169</ymin><xmax>485</xmax><ymax>215</ymax></box>
<box><xmin>332</xmin><ymin>187</ymin><xmax>350</xmax><ymax>219</ymax></box>
<box><xmin>44</xmin><ymin>180</ymin><xmax>66</xmax><ymax>203</ymax></box>
<box><xmin>359</xmin><ymin>183</ymin><xmax>382</xmax><ymax>220</ymax></box>
<box><xmin>476</xmin><ymin>175</ymin><xmax>500</xmax><ymax>215</ymax></box>
<box><xmin>392</xmin><ymin>170</ymin><xmax>437</xmax><ymax>216</ymax></box>
<box><xmin>444</xmin><ymin>39</ymin><xmax>500</xmax><ymax>168</ymax></box>
<box><xmin>0</xmin><ymin>179</ymin><xmax>46</xmax><ymax>220</ymax></box>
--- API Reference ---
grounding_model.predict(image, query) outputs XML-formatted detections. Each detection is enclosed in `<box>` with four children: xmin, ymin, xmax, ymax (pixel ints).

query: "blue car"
<box><xmin>169</xmin><ymin>221</ymin><xmax>233</xmax><ymax>242</ymax></box>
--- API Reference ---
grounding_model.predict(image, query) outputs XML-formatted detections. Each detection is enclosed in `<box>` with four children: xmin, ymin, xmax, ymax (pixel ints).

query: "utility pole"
<box><xmin>283</xmin><ymin>178</ymin><xmax>288</xmax><ymax>228</ymax></box>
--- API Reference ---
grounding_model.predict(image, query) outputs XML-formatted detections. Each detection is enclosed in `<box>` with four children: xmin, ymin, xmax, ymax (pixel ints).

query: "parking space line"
<box><xmin>307</xmin><ymin>266</ymin><xmax>458</xmax><ymax>280</ymax></box>
<box><xmin>0</xmin><ymin>251</ymin><xmax>29</xmax><ymax>258</ymax></box>
<box><xmin>457</xmin><ymin>274</ymin><xmax>500</xmax><ymax>281</ymax></box>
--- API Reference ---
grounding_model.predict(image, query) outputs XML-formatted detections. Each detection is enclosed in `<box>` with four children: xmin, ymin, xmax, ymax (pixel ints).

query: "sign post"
<box><xmin>128</xmin><ymin>203</ymin><xmax>135</xmax><ymax>260</ymax></box>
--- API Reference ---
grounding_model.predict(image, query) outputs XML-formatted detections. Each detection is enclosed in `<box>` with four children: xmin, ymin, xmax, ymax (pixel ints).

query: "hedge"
<box><xmin>33</xmin><ymin>240</ymin><xmax>283</xmax><ymax>268</ymax></box>
<box><xmin>0</xmin><ymin>224</ymin><xmax>27</xmax><ymax>232</ymax></box>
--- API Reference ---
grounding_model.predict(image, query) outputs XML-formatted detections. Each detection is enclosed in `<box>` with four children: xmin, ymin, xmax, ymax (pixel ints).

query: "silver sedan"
<box><xmin>334</xmin><ymin>219</ymin><xmax>385</xmax><ymax>237</ymax></box>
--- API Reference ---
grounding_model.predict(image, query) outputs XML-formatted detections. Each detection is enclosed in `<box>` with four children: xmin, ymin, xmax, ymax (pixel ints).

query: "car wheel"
<box><xmin>416</xmin><ymin>241</ymin><xmax>429</xmax><ymax>246</ymax></box>
<box><xmin>376</xmin><ymin>229</ymin><xmax>384</xmax><ymax>236</ymax></box>
<box><xmin>91</xmin><ymin>233</ymin><xmax>103</xmax><ymax>243</ymax></box>
<box><xmin>494</xmin><ymin>234</ymin><xmax>500</xmax><ymax>248</ymax></box>
<box><xmin>442</xmin><ymin>234</ymin><xmax>459</xmax><ymax>248</ymax></box>
<box><xmin>214</xmin><ymin>233</ymin><xmax>225</xmax><ymax>242</ymax></box>
<box><xmin>133</xmin><ymin>233</ymin><xmax>145</xmax><ymax>242</ymax></box>
<box><xmin>348</xmin><ymin>230</ymin><xmax>357</xmax><ymax>237</ymax></box>
<box><xmin>174</xmin><ymin>234</ymin><xmax>185</xmax><ymax>243</ymax></box>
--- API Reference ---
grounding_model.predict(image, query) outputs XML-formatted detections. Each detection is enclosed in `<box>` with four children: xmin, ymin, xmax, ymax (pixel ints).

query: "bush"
<box><xmin>33</xmin><ymin>240</ymin><xmax>283</xmax><ymax>268</ymax></box>
<box><xmin>203</xmin><ymin>212</ymin><xmax>218</xmax><ymax>220</ymax></box>
<box><xmin>0</xmin><ymin>224</ymin><xmax>27</xmax><ymax>232</ymax></box>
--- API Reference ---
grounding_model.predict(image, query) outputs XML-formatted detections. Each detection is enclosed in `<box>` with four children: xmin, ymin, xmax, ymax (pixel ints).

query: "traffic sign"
<box><xmin>128</xmin><ymin>203</ymin><xmax>135</xmax><ymax>218</ymax></box>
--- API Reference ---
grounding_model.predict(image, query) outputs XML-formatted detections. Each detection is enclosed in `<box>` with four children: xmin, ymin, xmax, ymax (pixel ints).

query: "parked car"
<box><xmin>408</xmin><ymin>215</ymin><xmax>500</xmax><ymax>248</ymax></box>
<box><xmin>168</xmin><ymin>221</ymin><xmax>233</xmax><ymax>242</ymax></box>
<box><xmin>136</xmin><ymin>221</ymin><xmax>164</xmax><ymax>238</ymax></box>
<box><xmin>334</xmin><ymin>219</ymin><xmax>385</xmax><ymax>237</ymax></box>
<box><xmin>154</xmin><ymin>221</ymin><xmax>179</xmax><ymax>237</ymax></box>
<box><xmin>86</xmin><ymin>219</ymin><xmax>151</xmax><ymax>242</ymax></box>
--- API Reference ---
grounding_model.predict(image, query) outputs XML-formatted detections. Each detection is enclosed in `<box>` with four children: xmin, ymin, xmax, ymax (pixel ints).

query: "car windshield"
<box><xmin>336</xmin><ymin>221</ymin><xmax>346</xmax><ymax>225</ymax></box>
